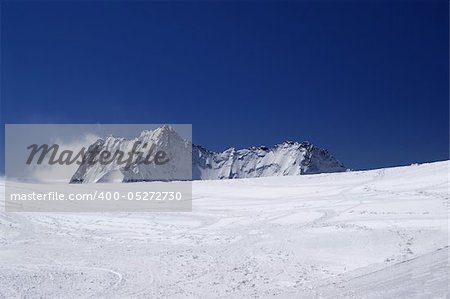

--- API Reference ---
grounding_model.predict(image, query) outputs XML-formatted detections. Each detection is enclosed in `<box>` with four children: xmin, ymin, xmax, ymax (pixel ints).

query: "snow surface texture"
<box><xmin>1</xmin><ymin>161</ymin><xmax>448</xmax><ymax>298</ymax></box>
<box><xmin>70</xmin><ymin>126</ymin><xmax>346</xmax><ymax>183</ymax></box>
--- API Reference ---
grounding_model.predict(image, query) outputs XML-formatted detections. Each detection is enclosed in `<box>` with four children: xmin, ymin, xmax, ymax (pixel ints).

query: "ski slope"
<box><xmin>0</xmin><ymin>161</ymin><xmax>448</xmax><ymax>298</ymax></box>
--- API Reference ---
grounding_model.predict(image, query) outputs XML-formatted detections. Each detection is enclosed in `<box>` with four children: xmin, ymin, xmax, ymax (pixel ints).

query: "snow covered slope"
<box><xmin>1</xmin><ymin>161</ymin><xmax>448</xmax><ymax>298</ymax></box>
<box><xmin>70</xmin><ymin>126</ymin><xmax>346</xmax><ymax>183</ymax></box>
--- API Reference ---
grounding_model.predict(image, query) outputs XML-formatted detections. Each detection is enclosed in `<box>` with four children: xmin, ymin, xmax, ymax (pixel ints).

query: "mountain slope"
<box><xmin>1</xmin><ymin>161</ymin><xmax>448</xmax><ymax>297</ymax></box>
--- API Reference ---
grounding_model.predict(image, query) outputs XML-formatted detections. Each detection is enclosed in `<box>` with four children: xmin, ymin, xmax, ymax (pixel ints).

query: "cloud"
<box><xmin>29</xmin><ymin>133</ymin><xmax>100</xmax><ymax>183</ymax></box>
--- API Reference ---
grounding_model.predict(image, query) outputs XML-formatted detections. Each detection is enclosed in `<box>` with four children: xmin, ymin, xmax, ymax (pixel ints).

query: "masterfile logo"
<box><xmin>5</xmin><ymin>124</ymin><xmax>192</xmax><ymax>212</ymax></box>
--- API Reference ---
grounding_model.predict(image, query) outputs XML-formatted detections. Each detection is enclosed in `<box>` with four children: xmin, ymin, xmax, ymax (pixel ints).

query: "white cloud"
<box><xmin>29</xmin><ymin>133</ymin><xmax>100</xmax><ymax>183</ymax></box>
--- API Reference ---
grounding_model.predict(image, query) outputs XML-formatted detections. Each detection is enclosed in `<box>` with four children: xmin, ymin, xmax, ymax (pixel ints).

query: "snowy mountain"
<box><xmin>70</xmin><ymin>125</ymin><xmax>192</xmax><ymax>183</ymax></box>
<box><xmin>193</xmin><ymin>141</ymin><xmax>346</xmax><ymax>180</ymax></box>
<box><xmin>70</xmin><ymin>126</ymin><xmax>346</xmax><ymax>183</ymax></box>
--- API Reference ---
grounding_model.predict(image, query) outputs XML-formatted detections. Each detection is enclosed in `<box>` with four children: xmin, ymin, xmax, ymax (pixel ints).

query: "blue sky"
<box><xmin>1</xmin><ymin>0</ymin><xmax>448</xmax><ymax>172</ymax></box>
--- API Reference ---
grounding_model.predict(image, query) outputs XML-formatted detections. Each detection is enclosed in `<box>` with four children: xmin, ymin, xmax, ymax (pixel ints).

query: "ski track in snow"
<box><xmin>0</xmin><ymin>161</ymin><xmax>448</xmax><ymax>298</ymax></box>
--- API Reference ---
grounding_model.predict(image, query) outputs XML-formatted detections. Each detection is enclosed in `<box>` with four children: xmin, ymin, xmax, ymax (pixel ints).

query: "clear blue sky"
<box><xmin>1</xmin><ymin>0</ymin><xmax>448</xmax><ymax>172</ymax></box>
